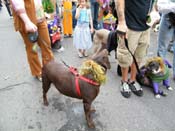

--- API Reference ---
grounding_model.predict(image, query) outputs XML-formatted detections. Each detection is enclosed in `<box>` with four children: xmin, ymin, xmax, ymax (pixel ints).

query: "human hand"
<box><xmin>24</xmin><ymin>20</ymin><xmax>37</xmax><ymax>33</ymax></box>
<box><xmin>19</xmin><ymin>13</ymin><xmax>38</xmax><ymax>33</ymax></box>
<box><xmin>79</xmin><ymin>4</ymin><xmax>83</xmax><ymax>9</ymax></box>
<box><xmin>116</xmin><ymin>22</ymin><xmax>128</xmax><ymax>39</ymax></box>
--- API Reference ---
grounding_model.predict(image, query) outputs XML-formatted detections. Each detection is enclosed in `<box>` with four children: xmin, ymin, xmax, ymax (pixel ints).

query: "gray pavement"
<box><xmin>1</xmin><ymin>6</ymin><xmax>175</xmax><ymax>131</ymax></box>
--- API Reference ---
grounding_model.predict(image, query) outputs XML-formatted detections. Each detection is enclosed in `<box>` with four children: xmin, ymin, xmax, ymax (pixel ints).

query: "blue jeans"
<box><xmin>72</xmin><ymin>4</ymin><xmax>77</xmax><ymax>28</ymax></box>
<box><xmin>90</xmin><ymin>2</ymin><xmax>99</xmax><ymax>29</ymax></box>
<box><xmin>157</xmin><ymin>14</ymin><xmax>175</xmax><ymax>77</ymax></box>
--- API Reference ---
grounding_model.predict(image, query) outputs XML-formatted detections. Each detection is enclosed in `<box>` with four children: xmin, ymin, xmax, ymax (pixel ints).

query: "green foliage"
<box><xmin>42</xmin><ymin>0</ymin><xmax>54</xmax><ymax>13</ymax></box>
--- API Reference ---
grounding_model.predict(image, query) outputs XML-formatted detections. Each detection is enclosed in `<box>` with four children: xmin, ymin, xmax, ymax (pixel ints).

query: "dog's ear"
<box><xmin>102</xmin><ymin>49</ymin><xmax>111</xmax><ymax>69</ymax></box>
<box><xmin>146</xmin><ymin>65</ymin><xmax>151</xmax><ymax>73</ymax></box>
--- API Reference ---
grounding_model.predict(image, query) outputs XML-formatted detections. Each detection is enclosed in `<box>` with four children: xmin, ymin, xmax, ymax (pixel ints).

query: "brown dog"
<box><xmin>93</xmin><ymin>29</ymin><xmax>110</xmax><ymax>53</ymax></box>
<box><xmin>42</xmin><ymin>49</ymin><xmax>111</xmax><ymax>128</ymax></box>
<box><xmin>93</xmin><ymin>29</ymin><xmax>118</xmax><ymax>55</ymax></box>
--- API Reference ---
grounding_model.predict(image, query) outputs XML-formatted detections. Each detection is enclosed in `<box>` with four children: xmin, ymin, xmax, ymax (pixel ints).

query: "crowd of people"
<box><xmin>2</xmin><ymin>0</ymin><xmax>175</xmax><ymax>98</ymax></box>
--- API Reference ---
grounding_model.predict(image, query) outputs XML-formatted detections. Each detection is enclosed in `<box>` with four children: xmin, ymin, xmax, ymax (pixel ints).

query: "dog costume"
<box><xmin>144</xmin><ymin>57</ymin><xmax>173</xmax><ymax>98</ymax></box>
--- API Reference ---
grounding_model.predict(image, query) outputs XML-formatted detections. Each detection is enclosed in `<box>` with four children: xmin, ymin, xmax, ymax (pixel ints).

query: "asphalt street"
<box><xmin>0</xmin><ymin>5</ymin><xmax>175</xmax><ymax>131</ymax></box>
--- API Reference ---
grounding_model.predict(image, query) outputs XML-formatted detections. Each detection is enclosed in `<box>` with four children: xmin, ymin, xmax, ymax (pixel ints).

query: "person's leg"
<box><xmin>37</xmin><ymin>21</ymin><xmax>54</xmax><ymax>65</ymax></box>
<box><xmin>4</xmin><ymin>0</ymin><xmax>12</xmax><ymax>16</ymax></box>
<box><xmin>56</xmin><ymin>3</ymin><xmax>59</xmax><ymax>15</ymax></box>
<box><xmin>130</xmin><ymin>29</ymin><xmax>150</xmax><ymax>82</ymax></box>
<box><xmin>127</xmin><ymin>29</ymin><xmax>146</xmax><ymax>96</ymax></box>
<box><xmin>19</xmin><ymin>31</ymin><xmax>42</xmax><ymax>77</ymax></box>
<box><xmin>91</xmin><ymin>2</ymin><xmax>99</xmax><ymax>29</ymax></box>
<box><xmin>93</xmin><ymin>2</ymin><xmax>99</xmax><ymax>29</ymax></box>
<box><xmin>172</xmin><ymin>31</ymin><xmax>175</xmax><ymax>79</ymax></box>
<box><xmin>0</xmin><ymin>0</ymin><xmax>2</xmax><ymax>7</ymax></box>
<box><xmin>117</xmin><ymin>37</ymin><xmax>133</xmax><ymax>98</ymax></box>
<box><xmin>157</xmin><ymin>14</ymin><xmax>173</xmax><ymax>57</ymax></box>
<box><xmin>72</xmin><ymin>4</ymin><xmax>77</xmax><ymax>29</ymax></box>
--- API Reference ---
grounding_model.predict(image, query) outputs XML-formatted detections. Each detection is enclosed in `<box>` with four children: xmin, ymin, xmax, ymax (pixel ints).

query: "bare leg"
<box><xmin>121</xmin><ymin>67</ymin><xmax>129</xmax><ymax>82</ymax></box>
<box><xmin>130</xmin><ymin>62</ymin><xmax>137</xmax><ymax>82</ymax></box>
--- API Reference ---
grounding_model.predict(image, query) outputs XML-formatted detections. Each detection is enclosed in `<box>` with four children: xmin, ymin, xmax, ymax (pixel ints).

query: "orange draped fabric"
<box><xmin>62</xmin><ymin>0</ymin><xmax>73</xmax><ymax>35</ymax></box>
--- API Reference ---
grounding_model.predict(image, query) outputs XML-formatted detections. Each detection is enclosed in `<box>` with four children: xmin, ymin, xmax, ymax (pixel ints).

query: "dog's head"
<box><xmin>91</xmin><ymin>49</ymin><xmax>111</xmax><ymax>71</ymax></box>
<box><xmin>146</xmin><ymin>57</ymin><xmax>164</xmax><ymax>75</ymax></box>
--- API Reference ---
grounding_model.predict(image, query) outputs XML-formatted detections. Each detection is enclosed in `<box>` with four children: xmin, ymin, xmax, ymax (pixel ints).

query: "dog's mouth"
<box><xmin>100</xmin><ymin>64</ymin><xmax>107</xmax><ymax>73</ymax></box>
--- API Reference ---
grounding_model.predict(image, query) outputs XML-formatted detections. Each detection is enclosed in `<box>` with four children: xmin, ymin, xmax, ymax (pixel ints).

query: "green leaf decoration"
<box><xmin>42</xmin><ymin>0</ymin><xmax>54</xmax><ymax>13</ymax></box>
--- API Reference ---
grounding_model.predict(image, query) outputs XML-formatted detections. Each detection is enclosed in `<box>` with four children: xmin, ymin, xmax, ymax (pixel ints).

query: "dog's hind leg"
<box><xmin>83</xmin><ymin>101</ymin><xmax>95</xmax><ymax>128</ymax></box>
<box><xmin>42</xmin><ymin>74</ymin><xmax>51</xmax><ymax>106</ymax></box>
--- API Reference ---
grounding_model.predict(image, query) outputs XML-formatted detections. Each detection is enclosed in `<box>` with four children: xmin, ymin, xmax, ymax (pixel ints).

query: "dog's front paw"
<box><xmin>43</xmin><ymin>100</ymin><xmax>49</xmax><ymax>106</ymax></box>
<box><xmin>88</xmin><ymin>122</ymin><xmax>95</xmax><ymax>128</ymax></box>
<box><xmin>161</xmin><ymin>92</ymin><xmax>168</xmax><ymax>97</ymax></box>
<box><xmin>155</xmin><ymin>94</ymin><xmax>161</xmax><ymax>99</ymax></box>
<box><xmin>167</xmin><ymin>86</ymin><xmax>173</xmax><ymax>91</ymax></box>
<box><xmin>90</xmin><ymin>108</ymin><xmax>96</xmax><ymax>113</ymax></box>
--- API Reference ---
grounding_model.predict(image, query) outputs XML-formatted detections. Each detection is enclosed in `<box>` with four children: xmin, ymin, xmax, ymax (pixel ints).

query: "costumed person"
<box><xmin>103</xmin><ymin>9</ymin><xmax>116</xmax><ymax>30</ymax></box>
<box><xmin>73</xmin><ymin>0</ymin><xmax>93</xmax><ymax>58</ymax></box>
<box><xmin>62</xmin><ymin>0</ymin><xmax>73</xmax><ymax>37</ymax></box>
<box><xmin>11</xmin><ymin>0</ymin><xmax>54</xmax><ymax>81</ymax></box>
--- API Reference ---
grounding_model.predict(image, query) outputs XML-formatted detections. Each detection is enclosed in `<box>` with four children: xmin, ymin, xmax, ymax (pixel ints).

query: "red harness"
<box><xmin>69</xmin><ymin>67</ymin><xmax>99</xmax><ymax>97</ymax></box>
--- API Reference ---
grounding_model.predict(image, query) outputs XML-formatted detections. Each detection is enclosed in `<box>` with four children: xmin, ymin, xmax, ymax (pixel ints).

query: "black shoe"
<box><xmin>129</xmin><ymin>81</ymin><xmax>143</xmax><ymax>96</ymax></box>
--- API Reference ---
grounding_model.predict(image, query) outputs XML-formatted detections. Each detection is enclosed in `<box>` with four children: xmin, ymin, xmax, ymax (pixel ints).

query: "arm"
<box><xmin>11</xmin><ymin>0</ymin><xmax>37</xmax><ymax>32</ymax></box>
<box><xmin>89</xmin><ymin>9</ymin><xmax>94</xmax><ymax>33</ymax></box>
<box><xmin>75</xmin><ymin>5</ymin><xmax>81</xmax><ymax>19</ymax></box>
<box><xmin>157</xmin><ymin>0</ymin><xmax>175</xmax><ymax>14</ymax></box>
<box><xmin>164</xmin><ymin>59</ymin><xmax>172</xmax><ymax>68</ymax></box>
<box><xmin>115</xmin><ymin>0</ymin><xmax>127</xmax><ymax>36</ymax></box>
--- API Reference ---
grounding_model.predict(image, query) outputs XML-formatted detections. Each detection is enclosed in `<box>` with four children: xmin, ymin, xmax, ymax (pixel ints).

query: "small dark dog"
<box><xmin>139</xmin><ymin>57</ymin><xmax>173</xmax><ymax>98</ymax></box>
<box><xmin>42</xmin><ymin>49</ymin><xmax>111</xmax><ymax>128</ymax></box>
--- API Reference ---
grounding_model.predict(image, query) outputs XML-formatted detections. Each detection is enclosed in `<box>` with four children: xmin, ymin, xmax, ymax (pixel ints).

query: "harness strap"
<box><xmin>69</xmin><ymin>66</ymin><xmax>99</xmax><ymax>97</ymax></box>
<box><xmin>75</xmin><ymin>77</ymin><xmax>81</xmax><ymax>97</ymax></box>
<box><xmin>79</xmin><ymin>75</ymin><xmax>99</xmax><ymax>86</ymax></box>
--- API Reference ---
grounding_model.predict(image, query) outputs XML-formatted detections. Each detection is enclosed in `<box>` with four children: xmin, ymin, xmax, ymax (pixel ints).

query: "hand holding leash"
<box><xmin>116</xmin><ymin>22</ymin><xmax>128</xmax><ymax>38</ymax></box>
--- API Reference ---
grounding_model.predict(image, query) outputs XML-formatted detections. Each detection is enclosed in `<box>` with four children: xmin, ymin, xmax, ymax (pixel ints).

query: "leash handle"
<box><xmin>124</xmin><ymin>38</ymin><xmax>141</xmax><ymax>74</ymax></box>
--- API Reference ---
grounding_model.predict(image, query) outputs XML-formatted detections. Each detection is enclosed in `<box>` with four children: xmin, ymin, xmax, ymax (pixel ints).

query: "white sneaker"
<box><xmin>155</xmin><ymin>94</ymin><xmax>161</xmax><ymax>99</ymax></box>
<box><xmin>56</xmin><ymin>46</ymin><xmax>64</xmax><ymax>53</ymax></box>
<box><xmin>78</xmin><ymin>51</ymin><xmax>83</xmax><ymax>58</ymax></box>
<box><xmin>168</xmin><ymin>86</ymin><xmax>173</xmax><ymax>91</ymax></box>
<box><xmin>83</xmin><ymin>52</ymin><xmax>88</xmax><ymax>57</ymax></box>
